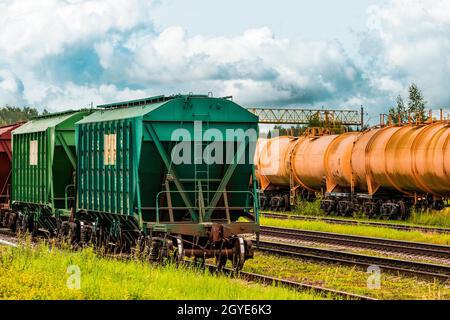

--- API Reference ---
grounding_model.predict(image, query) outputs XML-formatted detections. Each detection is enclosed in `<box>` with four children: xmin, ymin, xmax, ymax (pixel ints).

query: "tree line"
<box><xmin>388</xmin><ymin>83</ymin><xmax>428</xmax><ymax>124</ymax></box>
<box><xmin>267</xmin><ymin>118</ymin><xmax>350</xmax><ymax>138</ymax></box>
<box><xmin>0</xmin><ymin>105</ymin><xmax>49</xmax><ymax>126</ymax></box>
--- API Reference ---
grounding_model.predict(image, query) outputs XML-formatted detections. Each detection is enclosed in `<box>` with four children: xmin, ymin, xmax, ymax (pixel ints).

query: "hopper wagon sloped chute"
<box><xmin>74</xmin><ymin>94</ymin><xmax>259</xmax><ymax>269</ymax></box>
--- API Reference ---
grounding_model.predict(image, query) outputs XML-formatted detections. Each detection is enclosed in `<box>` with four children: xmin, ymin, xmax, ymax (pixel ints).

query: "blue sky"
<box><xmin>0</xmin><ymin>0</ymin><xmax>449</xmax><ymax>121</ymax></box>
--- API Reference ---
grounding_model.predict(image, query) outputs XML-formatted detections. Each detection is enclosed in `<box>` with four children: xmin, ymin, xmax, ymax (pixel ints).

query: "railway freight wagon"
<box><xmin>75</xmin><ymin>94</ymin><xmax>259</xmax><ymax>269</ymax></box>
<box><xmin>9</xmin><ymin>110</ymin><xmax>92</xmax><ymax>234</ymax></box>
<box><xmin>255</xmin><ymin>121</ymin><xmax>450</xmax><ymax>219</ymax></box>
<box><xmin>0</xmin><ymin>123</ymin><xmax>23</xmax><ymax>227</ymax></box>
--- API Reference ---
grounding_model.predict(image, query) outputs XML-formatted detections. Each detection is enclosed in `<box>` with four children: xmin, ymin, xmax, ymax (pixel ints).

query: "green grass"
<box><xmin>244</xmin><ymin>252</ymin><xmax>450</xmax><ymax>300</ymax></box>
<box><xmin>409</xmin><ymin>207</ymin><xmax>450</xmax><ymax>227</ymax></box>
<box><xmin>289</xmin><ymin>199</ymin><xmax>450</xmax><ymax>227</ymax></box>
<box><xmin>292</xmin><ymin>199</ymin><xmax>324</xmax><ymax>216</ymax></box>
<box><xmin>0</xmin><ymin>242</ymin><xmax>322</xmax><ymax>300</ymax></box>
<box><xmin>260</xmin><ymin>217</ymin><xmax>450</xmax><ymax>245</ymax></box>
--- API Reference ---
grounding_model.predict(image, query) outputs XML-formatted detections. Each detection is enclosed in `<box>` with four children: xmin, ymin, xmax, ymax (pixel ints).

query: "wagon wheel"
<box><xmin>215</xmin><ymin>242</ymin><xmax>228</xmax><ymax>271</ymax></box>
<box><xmin>0</xmin><ymin>210</ymin><xmax>5</xmax><ymax>228</ymax></box>
<box><xmin>216</xmin><ymin>254</ymin><xmax>228</xmax><ymax>271</ymax></box>
<box><xmin>21</xmin><ymin>214</ymin><xmax>29</xmax><ymax>234</ymax></box>
<box><xmin>398</xmin><ymin>200</ymin><xmax>407</xmax><ymax>220</ymax></box>
<box><xmin>14</xmin><ymin>213</ymin><xmax>22</xmax><ymax>234</ymax></box>
<box><xmin>31</xmin><ymin>217</ymin><xmax>38</xmax><ymax>238</ymax></box>
<box><xmin>283</xmin><ymin>194</ymin><xmax>291</xmax><ymax>211</ymax></box>
<box><xmin>134</xmin><ymin>234</ymin><xmax>148</xmax><ymax>259</ymax></box>
<box><xmin>118</xmin><ymin>232</ymin><xmax>130</xmax><ymax>256</ymax></box>
<box><xmin>231</xmin><ymin>237</ymin><xmax>246</xmax><ymax>272</ymax></box>
<box><xmin>106</xmin><ymin>234</ymin><xmax>118</xmax><ymax>254</ymax></box>
<box><xmin>173</xmin><ymin>235</ymin><xmax>185</xmax><ymax>266</ymax></box>
<box><xmin>113</xmin><ymin>234</ymin><xmax>122</xmax><ymax>256</ymax></box>
<box><xmin>68</xmin><ymin>222</ymin><xmax>79</xmax><ymax>246</ymax></box>
<box><xmin>92</xmin><ymin>226</ymin><xmax>101</xmax><ymax>250</ymax></box>
<box><xmin>149</xmin><ymin>237</ymin><xmax>169</xmax><ymax>263</ymax></box>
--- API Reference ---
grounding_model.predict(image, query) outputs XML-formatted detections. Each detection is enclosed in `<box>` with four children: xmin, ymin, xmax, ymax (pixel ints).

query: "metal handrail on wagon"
<box><xmin>155</xmin><ymin>190</ymin><xmax>259</xmax><ymax>224</ymax></box>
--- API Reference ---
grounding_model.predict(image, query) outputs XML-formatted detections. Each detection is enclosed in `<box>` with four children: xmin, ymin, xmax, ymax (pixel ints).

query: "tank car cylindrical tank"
<box><xmin>348</xmin><ymin>123</ymin><xmax>450</xmax><ymax>216</ymax></box>
<box><xmin>291</xmin><ymin>135</ymin><xmax>337</xmax><ymax>192</ymax></box>
<box><xmin>254</xmin><ymin>136</ymin><xmax>294</xmax><ymax>210</ymax></box>
<box><xmin>256</xmin><ymin>136</ymin><xmax>292</xmax><ymax>190</ymax></box>
<box><xmin>255</xmin><ymin>121</ymin><xmax>450</xmax><ymax>219</ymax></box>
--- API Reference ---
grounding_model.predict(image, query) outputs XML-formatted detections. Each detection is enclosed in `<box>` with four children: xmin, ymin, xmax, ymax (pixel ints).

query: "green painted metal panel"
<box><xmin>12</xmin><ymin>111</ymin><xmax>82</xmax><ymax>134</ymax></box>
<box><xmin>76</xmin><ymin>103</ymin><xmax>164</xmax><ymax>124</ymax></box>
<box><xmin>11</xmin><ymin>110</ymin><xmax>91</xmax><ymax>212</ymax></box>
<box><xmin>77</xmin><ymin>95</ymin><xmax>257</xmax><ymax>124</ymax></box>
<box><xmin>143</xmin><ymin>97</ymin><xmax>258</xmax><ymax>123</ymax></box>
<box><xmin>75</xmin><ymin>95</ymin><xmax>259</xmax><ymax>227</ymax></box>
<box><xmin>76</xmin><ymin>119</ymin><xmax>136</xmax><ymax>216</ymax></box>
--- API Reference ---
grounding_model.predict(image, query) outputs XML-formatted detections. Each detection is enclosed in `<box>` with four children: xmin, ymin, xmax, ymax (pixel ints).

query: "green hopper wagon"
<box><xmin>75</xmin><ymin>94</ymin><xmax>259</xmax><ymax>269</ymax></box>
<box><xmin>11</xmin><ymin>110</ymin><xmax>91</xmax><ymax>234</ymax></box>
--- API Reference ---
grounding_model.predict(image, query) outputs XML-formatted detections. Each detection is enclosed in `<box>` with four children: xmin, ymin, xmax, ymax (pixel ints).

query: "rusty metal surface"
<box><xmin>184</xmin><ymin>248</ymin><xmax>236</xmax><ymax>258</ymax></box>
<box><xmin>149</xmin><ymin>222</ymin><xmax>260</xmax><ymax>237</ymax></box>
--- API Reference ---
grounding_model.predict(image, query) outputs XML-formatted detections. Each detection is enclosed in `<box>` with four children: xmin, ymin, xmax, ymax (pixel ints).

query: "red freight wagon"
<box><xmin>0</xmin><ymin>123</ymin><xmax>23</xmax><ymax>210</ymax></box>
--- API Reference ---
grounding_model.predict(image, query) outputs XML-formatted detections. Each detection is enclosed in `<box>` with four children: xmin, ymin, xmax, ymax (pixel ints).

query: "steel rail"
<box><xmin>260</xmin><ymin>226</ymin><xmax>450</xmax><ymax>259</ymax></box>
<box><xmin>184</xmin><ymin>261</ymin><xmax>376</xmax><ymax>300</ymax></box>
<box><xmin>261</xmin><ymin>212</ymin><xmax>450</xmax><ymax>234</ymax></box>
<box><xmin>256</xmin><ymin>240</ymin><xmax>450</xmax><ymax>282</ymax></box>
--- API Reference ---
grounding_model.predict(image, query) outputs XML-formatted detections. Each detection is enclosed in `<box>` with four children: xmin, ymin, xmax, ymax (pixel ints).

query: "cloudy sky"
<box><xmin>1</xmin><ymin>0</ymin><xmax>449</xmax><ymax>120</ymax></box>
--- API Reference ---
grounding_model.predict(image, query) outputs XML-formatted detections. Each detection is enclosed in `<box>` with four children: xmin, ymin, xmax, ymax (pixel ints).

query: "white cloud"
<box><xmin>363</xmin><ymin>0</ymin><xmax>450</xmax><ymax>106</ymax></box>
<box><xmin>25</xmin><ymin>81</ymin><xmax>150</xmax><ymax>111</ymax></box>
<box><xmin>0</xmin><ymin>69</ymin><xmax>24</xmax><ymax>104</ymax></box>
<box><xmin>2</xmin><ymin>0</ymin><xmax>450</xmax><ymax>117</ymax></box>
<box><xmin>0</xmin><ymin>0</ymin><xmax>156</xmax><ymax>63</ymax></box>
<box><xmin>99</xmin><ymin>26</ymin><xmax>365</xmax><ymax>106</ymax></box>
<box><xmin>0</xmin><ymin>0</ymin><xmax>159</xmax><ymax>110</ymax></box>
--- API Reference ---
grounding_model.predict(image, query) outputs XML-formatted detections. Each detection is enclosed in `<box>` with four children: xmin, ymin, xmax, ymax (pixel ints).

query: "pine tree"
<box><xmin>407</xmin><ymin>83</ymin><xmax>428</xmax><ymax>123</ymax></box>
<box><xmin>388</xmin><ymin>95</ymin><xmax>407</xmax><ymax>124</ymax></box>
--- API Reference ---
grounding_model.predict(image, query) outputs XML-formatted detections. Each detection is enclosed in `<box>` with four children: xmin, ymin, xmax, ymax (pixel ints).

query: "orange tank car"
<box><xmin>255</xmin><ymin>121</ymin><xmax>450</xmax><ymax>219</ymax></box>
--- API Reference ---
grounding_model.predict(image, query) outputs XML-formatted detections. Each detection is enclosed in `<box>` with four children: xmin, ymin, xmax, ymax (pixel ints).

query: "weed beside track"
<box><xmin>0</xmin><ymin>240</ymin><xmax>323</xmax><ymax>300</ymax></box>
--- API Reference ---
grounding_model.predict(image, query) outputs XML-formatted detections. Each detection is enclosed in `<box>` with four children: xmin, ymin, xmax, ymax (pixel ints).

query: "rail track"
<box><xmin>187</xmin><ymin>262</ymin><xmax>375</xmax><ymax>300</ymax></box>
<box><xmin>261</xmin><ymin>212</ymin><xmax>450</xmax><ymax>234</ymax></box>
<box><xmin>260</xmin><ymin>226</ymin><xmax>450</xmax><ymax>260</ymax></box>
<box><xmin>256</xmin><ymin>240</ymin><xmax>450</xmax><ymax>282</ymax></box>
<box><xmin>0</xmin><ymin>228</ymin><xmax>18</xmax><ymax>247</ymax></box>
<box><xmin>0</xmin><ymin>228</ymin><xmax>374</xmax><ymax>300</ymax></box>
